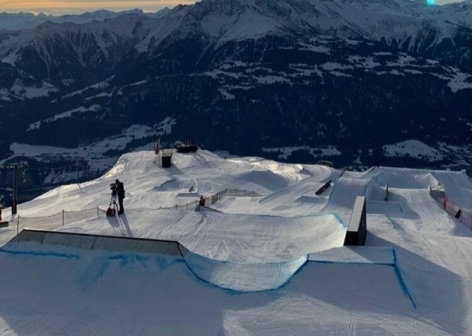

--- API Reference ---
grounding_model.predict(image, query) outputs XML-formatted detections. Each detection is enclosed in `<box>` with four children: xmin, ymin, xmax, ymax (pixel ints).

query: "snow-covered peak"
<box><xmin>0</xmin><ymin>0</ymin><xmax>470</xmax><ymax>67</ymax></box>
<box><xmin>0</xmin><ymin>14</ymin><xmax>150</xmax><ymax>66</ymax></box>
<box><xmin>147</xmin><ymin>0</ymin><xmax>472</xmax><ymax>46</ymax></box>
<box><xmin>149</xmin><ymin>7</ymin><xmax>172</xmax><ymax>19</ymax></box>
<box><xmin>0</xmin><ymin>9</ymin><xmax>148</xmax><ymax>31</ymax></box>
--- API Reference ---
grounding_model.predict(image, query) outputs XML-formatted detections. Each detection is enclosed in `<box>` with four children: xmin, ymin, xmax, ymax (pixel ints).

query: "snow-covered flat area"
<box><xmin>1</xmin><ymin>149</ymin><xmax>472</xmax><ymax>335</ymax></box>
<box><xmin>383</xmin><ymin>139</ymin><xmax>444</xmax><ymax>162</ymax></box>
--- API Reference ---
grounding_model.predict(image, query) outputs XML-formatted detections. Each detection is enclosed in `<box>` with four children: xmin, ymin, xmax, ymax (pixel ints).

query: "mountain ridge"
<box><xmin>0</xmin><ymin>0</ymin><xmax>470</xmax><ymax>204</ymax></box>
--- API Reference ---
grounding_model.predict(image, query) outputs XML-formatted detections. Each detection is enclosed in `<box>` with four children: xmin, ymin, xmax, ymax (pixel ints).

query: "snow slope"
<box><xmin>1</xmin><ymin>149</ymin><xmax>472</xmax><ymax>334</ymax></box>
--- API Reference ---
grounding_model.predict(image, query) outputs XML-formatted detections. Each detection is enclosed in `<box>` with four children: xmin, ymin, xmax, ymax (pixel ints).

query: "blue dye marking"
<box><xmin>1</xmin><ymin>244</ymin><xmax>413</xmax><ymax>298</ymax></box>
<box><xmin>392</xmin><ymin>249</ymin><xmax>417</xmax><ymax>308</ymax></box>
<box><xmin>181</xmin><ymin>251</ymin><xmax>309</xmax><ymax>294</ymax></box>
<box><xmin>109</xmin><ymin>255</ymin><xmax>128</xmax><ymax>261</ymax></box>
<box><xmin>332</xmin><ymin>213</ymin><xmax>348</xmax><ymax>228</ymax></box>
<box><xmin>174</xmin><ymin>256</ymin><xmax>234</xmax><ymax>292</ymax></box>
<box><xmin>75</xmin><ymin>258</ymin><xmax>112</xmax><ymax>289</ymax></box>
<box><xmin>426</xmin><ymin>0</ymin><xmax>434</xmax><ymax>6</ymax></box>
<box><xmin>0</xmin><ymin>248</ymin><xmax>79</xmax><ymax>260</ymax></box>
<box><xmin>310</xmin><ymin>249</ymin><xmax>416</xmax><ymax>309</ymax></box>
<box><xmin>274</xmin><ymin>257</ymin><xmax>310</xmax><ymax>292</ymax></box>
<box><xmin>134</xmin><ymin>255</ymin><xmax>151</xmax><ymax>268</ymax></box>
<box><xmin>311</xmin><ymin>260</ymin><xmax>394</xmax><ymax>266</ymax></box>
<box><xmin>135</xmin><ymin>255</ymin><xmax>149</xmax><ymax>262</ymax></box>
<box><xmin>111</xmin><ymin>255</ymin><xmax>130</xmax><ymax>267</ymax></box>
<box><xmin>154</xmin><ymin>256</ymin><xmax>181</xmax><ymax>270</ymax></box>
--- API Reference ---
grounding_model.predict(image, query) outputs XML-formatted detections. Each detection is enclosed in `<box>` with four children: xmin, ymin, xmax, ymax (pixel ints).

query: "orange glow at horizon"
<box><xmin>0</xmin><ymin>0</ymin><xmax>196</xmax><ymax>14</ymax></box>
<box><xmin>0</xmin><ymin>0</ymin><xmax>461</xmax><ymax>15</ymax></box>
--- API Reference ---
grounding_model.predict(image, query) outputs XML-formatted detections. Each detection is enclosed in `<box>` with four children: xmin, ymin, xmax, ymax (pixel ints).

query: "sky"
<box><xmin>0</xmin><ymin>0</ymin><xmax>194</xmax><ymax>15</ymax></box>
<box><xmin>0</xmin><ymin>0</ymin><xmax>466</xmax><ymax>15</ymax></box>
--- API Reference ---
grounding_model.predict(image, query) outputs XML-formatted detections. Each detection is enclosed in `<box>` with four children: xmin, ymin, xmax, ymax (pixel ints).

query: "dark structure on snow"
<box><xmin>176</xmin><ymin>143</ymin><xmax>199</xmax><ymax>153</ymax></box>
<box><xmin>344</xmin><ymin>196</ymin><xmax>367</xmax><ymax>246</ymax></box>
<box><xmin>162</xmin><ymin>151</ymin><xmax>173</xmax><ymax>168</ymax></box>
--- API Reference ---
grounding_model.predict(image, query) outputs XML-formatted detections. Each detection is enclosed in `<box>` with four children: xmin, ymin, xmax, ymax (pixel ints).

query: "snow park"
<box><xmin>0</xmin><ymin>148</ymin><xmax>470</xmax><ymax>335</ymax></box>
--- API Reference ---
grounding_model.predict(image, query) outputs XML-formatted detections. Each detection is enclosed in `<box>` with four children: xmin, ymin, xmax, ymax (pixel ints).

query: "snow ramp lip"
<box><xmin>8</xmin><ymin>229</ymin><xmax>183</xmax><ymax>256</ymax></box>
<box><xmin>178</xmin><ymin>245</ymin><xmax>308</xmax><ymax>292</ymax></box>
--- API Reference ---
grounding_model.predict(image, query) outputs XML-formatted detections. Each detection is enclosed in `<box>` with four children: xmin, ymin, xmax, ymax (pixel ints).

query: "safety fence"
<box><xmin>12</xmin><ymin>207</ymin><xmax>101</xmax><ymax>234</ymax></box>
<box><xmin>11</xmin><ymin>189</ymin><xmax>260</xmax><ymax>234</ymax></box>
<box><xmin>429</xmin><ymin>188</ymin><xmax>472</xmax><ymax>230</ymax></box>
<box><xmin>158</xmin><ymin>188</ymin><xmax>260</xmax><ymax>211</ymax></box>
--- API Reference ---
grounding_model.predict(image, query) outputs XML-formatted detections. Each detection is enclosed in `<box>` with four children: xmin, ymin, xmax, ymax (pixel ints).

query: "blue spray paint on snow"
<box><xmin>0</xmin><ymin>248</ymin><xmax>79</xmax><ymax>260</ymax></box>
<box><xmin>332</xmin><ymin>213</ymin><xmax>348</xmax><ymax>228</ymax></box>
<box><xmin>179</xmin><ymin>240</ymin><xmax>309</xmax><ymax>293</ymax></box>
<box><xmin>75</xmin><ymin>257</ymin><xmax>114</xmax><ymax>289</ymax></box>
<box><xmin>392</xmin><ymin>249</ymin><xmax>417</xmax><ymax>309</ymax></box>
<box><xmin>182</xmin><ymin>256</ymin><xmax>309</xmax><ymax>294</ymax></box>
<box><xmin>308</xmin><ymin>247</ymin><xmax>416</xmax><ymax>309</ymax></box>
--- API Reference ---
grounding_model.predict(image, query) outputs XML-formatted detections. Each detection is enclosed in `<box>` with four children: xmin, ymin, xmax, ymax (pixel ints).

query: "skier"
<box><xmin>199</xmin><ymin>196</ymin><xmax>205</xmax><ymax>207</ymax></box>
<box><xmin>116</xmin><ymin>179</ymin><xmax>125</xmax><ymax>214</ymax></box>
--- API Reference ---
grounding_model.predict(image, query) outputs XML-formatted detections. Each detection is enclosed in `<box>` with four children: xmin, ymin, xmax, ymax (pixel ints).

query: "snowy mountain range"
<box><xmin>0</xmin><ymin>9</ymin><xmax>171</xmax><ymax>31</ymax></box>
<box><xmin>0</xmin><ymin>0</ymin><xmax>471</xmax><ymax>203</ymax></box>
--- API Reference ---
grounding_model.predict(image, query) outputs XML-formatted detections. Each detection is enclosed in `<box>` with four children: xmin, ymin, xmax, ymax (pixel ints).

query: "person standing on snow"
<box><xmin>116</xmin><ymin>179</ymin><xmax>125</xmax><ymax>215</ymax></box>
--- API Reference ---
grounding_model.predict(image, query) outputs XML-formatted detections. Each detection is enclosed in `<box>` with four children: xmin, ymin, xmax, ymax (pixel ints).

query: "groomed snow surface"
<box><xmin>1</xmin><ymin>150</ymin><xmax>472</xmax><ymax>335</ymax></box>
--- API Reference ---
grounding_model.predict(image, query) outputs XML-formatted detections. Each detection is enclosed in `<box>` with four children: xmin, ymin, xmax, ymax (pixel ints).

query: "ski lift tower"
<box><xmin>154</xmin><ymin>136</ymin><xmax>160</xmax><ymax>155</ymax></box>
<box><xmin>5</xmin><ymin>161</ymin><xmax>27</xmax><ymax>215</ymax></box>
